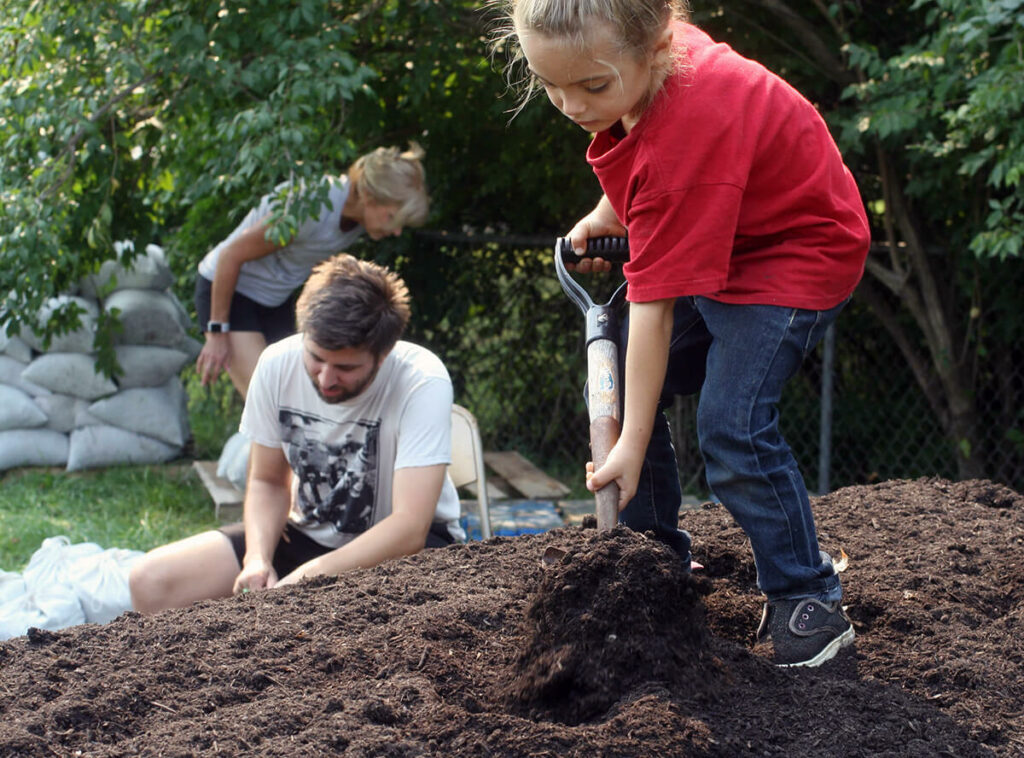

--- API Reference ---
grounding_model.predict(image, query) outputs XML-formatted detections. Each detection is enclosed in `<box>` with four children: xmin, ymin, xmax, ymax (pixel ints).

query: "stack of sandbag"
<box><xmin>0</xmin><ymin>536</ymin><xmax>143</xmax><ymax>640</ymax></box>
<box><xmin>0</xmin><ymin>242</ymin><xmax>200</xmax><ymax>473</ymax></box>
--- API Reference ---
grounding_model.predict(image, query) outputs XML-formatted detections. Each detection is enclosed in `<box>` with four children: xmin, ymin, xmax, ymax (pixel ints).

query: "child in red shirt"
<box><xmin>496</xmin><ymin>0</ymin><xmax>869</xmax><ymax>667</ymax></box>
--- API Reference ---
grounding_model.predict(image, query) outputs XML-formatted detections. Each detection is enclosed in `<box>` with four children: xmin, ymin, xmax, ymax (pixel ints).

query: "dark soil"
<box><xmin>1</xmin><ymin>477</ymin><xmax>1022</xmax><ymax>757</ymax></box>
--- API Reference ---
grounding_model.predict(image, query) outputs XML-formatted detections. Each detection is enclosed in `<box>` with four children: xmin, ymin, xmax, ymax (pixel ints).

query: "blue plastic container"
<box><xmin>460</xmin><ymin>499</ymin><xmax>565</xmax><ymax>541</ymax></box>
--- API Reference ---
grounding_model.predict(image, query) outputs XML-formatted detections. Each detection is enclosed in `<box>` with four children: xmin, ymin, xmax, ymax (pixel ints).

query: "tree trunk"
<box><xmin>862</xmin><ymin>148</ymin><xmax>985</xmax><ymax>480</ymax></box>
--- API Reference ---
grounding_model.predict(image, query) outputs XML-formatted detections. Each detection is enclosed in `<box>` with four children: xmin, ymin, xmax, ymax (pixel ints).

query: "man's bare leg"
<box><xmin>129</xmin><ymin>530</ymin><xmax>242</xmax><ymax>614</ymax></box>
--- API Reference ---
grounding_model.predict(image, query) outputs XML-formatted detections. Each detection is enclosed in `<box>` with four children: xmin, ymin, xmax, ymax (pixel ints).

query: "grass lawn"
<box><xmin>0</xmin><ymin>465</ymin><xmax>222</xmax><ymax>573</ymax></box>
<box><xmin>0</xmin><ymin>375</ymin><xmax>238</xmax><ymax>573</ymax></box>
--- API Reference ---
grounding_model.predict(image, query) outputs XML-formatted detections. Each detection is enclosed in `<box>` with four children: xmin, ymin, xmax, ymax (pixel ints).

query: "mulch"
<box><xmin>1</xmin><ymin>477</ymin><xmax>1022</xmax><ymax>757</ymax></box>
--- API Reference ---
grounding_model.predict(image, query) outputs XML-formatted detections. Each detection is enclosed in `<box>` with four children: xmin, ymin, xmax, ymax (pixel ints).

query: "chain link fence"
<box><xmin>391</xmin><ymin>236</ymin><xmax>1024</xmax><ymax>498</ymax></box>
<box><xmin>779</xmin><ymin>258</ymin><xmax>1024</xmax><ymax>495</ymax></box>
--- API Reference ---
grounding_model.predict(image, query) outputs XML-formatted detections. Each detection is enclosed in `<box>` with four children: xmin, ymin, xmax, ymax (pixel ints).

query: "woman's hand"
<box><xmin>196</xmin><ymin>332</ymin><xmax>231</xmax><ymax>387</ymax></box>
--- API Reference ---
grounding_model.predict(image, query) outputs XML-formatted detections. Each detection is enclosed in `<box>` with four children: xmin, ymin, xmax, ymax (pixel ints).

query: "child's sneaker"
<box><xmin>756</xmin><ymin>597</ymin><xmax>855</xmax><ymax>667</ymax></box>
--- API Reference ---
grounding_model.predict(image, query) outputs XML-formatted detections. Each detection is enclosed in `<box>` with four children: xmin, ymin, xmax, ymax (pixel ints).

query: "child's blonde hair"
<box><xmin>491</xmin><ymin>0</ymin><xmax>689</xmax><ymax>116</ymax></box>
<box><xmin>349</xmin><ymin>142</ymin><xmax>430</xmax><ymax>228</ymax></box>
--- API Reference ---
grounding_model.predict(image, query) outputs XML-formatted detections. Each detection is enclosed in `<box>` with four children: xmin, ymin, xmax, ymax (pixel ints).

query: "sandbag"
<box><xmin>0</xmin><ymin>570</ymin><xmax>26</xmax><ymax>605</ymax></box>
<box><xmin>114</xmin><ymin>345</ymin><xmax>190</xmax><ymax>388</ymax></box>
<box><xmin>19</xmin><ymin>295</ymin><xmax>99</xmax><ymax>354</ymax></box>
<box><xmin>0</xmin><ymin>429</ymin><xmax>69</xmax><ymax>471</ymax></box>
<box><xmin>217</xmin><ymin>431</ymin><xmax>251</xmax><ymax>492</ymax></box>
<box><xmin>71</xmin><ymin>548</ymin><xmax>144</xmax><ymax>624</ymax></box>
<box><xmin>0</xmin><ymin>355</ymin><xmax>52</xmax><ymax>397</ymax></box>
<box><xmin>0</xmin><ymin>537</ymin><xmax>144</xmax><ymax>638</ymax></box>
<box><xmin>0</xmin><ymin>384</ymin><xmax>48</xmax><ymax>430</ymax></box>
<box><xmin>86</xmin><ymin>379</ymin><xmax>189</xmax><ymax>447</ymax></box>
<box><xmin>177</xmin><ymin>334</ymin><xmax>203</xmax><ymax>362</ymax></box>
<box><xmin>73</xmin><ymin>402</ymin><xmax>104</xmax><ymax>428</ymax></box>
<box><xmin>0</xmin><ymin>584</ymin><xmax>85</xmax><ymax>640</ymax></box>
<box><xmin>104</xmin><ymin>289</ymin><xmax>187</xmax><ymax>348</ymax></box>
<box><xmin>79</xmin><ymin>243</ymin><xmax>174</xmax><ymax>297</ymax></box>
<box><xmin>0</xmin><ymin>332</ymin><xmax>33</xmax><ymax>363</ymax></box>
<box><xmin>66</xmin><ymin>425</ymin><xmax>180</xmax><ymax>471</ymax></box>
<box><xmin>21</xmin><ymin>353</ymin><xmax>117</xmax><ymax>400</ymax></box>
<box><xmin>32</xmin><ymin>393</ymin><xmax>79</xmax><ymax>433</ymax></box>
<box><xmin>23</xmin><ymin>536</ymin><xmax>104</xmax><ymax>588</ymax></box>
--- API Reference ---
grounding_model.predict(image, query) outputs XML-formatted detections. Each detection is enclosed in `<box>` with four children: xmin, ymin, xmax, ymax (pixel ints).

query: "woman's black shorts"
<box><xmin>194</xmin><ymin>275</ymin><xmax>297</xmax><ymax>344</ymax></box>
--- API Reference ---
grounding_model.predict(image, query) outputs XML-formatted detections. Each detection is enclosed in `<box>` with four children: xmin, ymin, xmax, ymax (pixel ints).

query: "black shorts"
<box><xmin>219</xmin><ymin>520</ymin><xmax>455</xmax><ymax>578</ymax></box>
<box><xmin>194</xmin><ymin>275</ymin><xmax>298</xmax><ymax>345</ymax></box>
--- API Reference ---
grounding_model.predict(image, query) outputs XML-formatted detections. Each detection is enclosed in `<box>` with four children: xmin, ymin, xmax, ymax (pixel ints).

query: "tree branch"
<box><xmin>854</xmin><ymin>279</ymin><xmax>947</xmax><ymax>426</ymax></box>
<box><xmin>864</xmin><ymin>248</ymin><xmax>909</xmax><ymax>296</ymax></box>
<box><xmin>42</xmin><ymin>72</ymin><xmax>158</xmax><ymax>200</ymax></box>
<box><xmin>742</xmin><ymin>0</ymin><xmax>854</xmax><ymax>84</ymax></box>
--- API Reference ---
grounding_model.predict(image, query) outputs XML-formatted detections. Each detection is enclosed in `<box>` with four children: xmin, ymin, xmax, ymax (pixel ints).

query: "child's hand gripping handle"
<box><xmin>558</xmin><ymin>236</ymin><xmax>630</xmax><ymax>264</ymax></box>
<box><xmin>587</xmin><ymin>337</ymin><xmax>621</xmax><ymax>530</ymax></box>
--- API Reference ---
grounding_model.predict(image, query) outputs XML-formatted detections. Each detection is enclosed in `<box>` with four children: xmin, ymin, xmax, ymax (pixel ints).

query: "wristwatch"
<box><xmin>206</xmin><ymin>321</ymin><xmax>231</xmax><ymax>334</ymax></box>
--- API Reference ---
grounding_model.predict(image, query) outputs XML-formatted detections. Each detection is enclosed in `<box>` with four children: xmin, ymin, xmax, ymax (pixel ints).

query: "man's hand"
<box><xmin>196</xmin><ymin>332</ymin><xmax>231</xmax><ymax>387</ymax></box>
<box><xmin>275</xmin><ymin>557</ymin><xmax>323</xmax><ymax>588</ymax></box>
<box><xmin>233</xmin><ymin>557</ymin><xmax>278</xmax><ymax>594</ymax></box>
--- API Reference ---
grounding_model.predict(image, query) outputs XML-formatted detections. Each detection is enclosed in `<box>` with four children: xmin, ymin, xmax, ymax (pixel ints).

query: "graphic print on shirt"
<box><xmin>279</xmin><ymin>408</ymin><xmax>380</xmax><ymax>534</ymax></box>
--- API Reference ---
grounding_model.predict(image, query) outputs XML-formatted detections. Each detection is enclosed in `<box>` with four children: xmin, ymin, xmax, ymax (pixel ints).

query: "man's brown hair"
<box><xmin>296</xmin><ymin>254</ymin><xmax>411</xmax><ymax>356</ymax></box>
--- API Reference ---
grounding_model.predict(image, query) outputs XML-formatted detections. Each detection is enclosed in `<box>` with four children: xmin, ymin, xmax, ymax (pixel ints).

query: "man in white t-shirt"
<box><xmin>130</xmin><ymin>254</ymin><xmax>463</xmax><ymax>613</ymax></box>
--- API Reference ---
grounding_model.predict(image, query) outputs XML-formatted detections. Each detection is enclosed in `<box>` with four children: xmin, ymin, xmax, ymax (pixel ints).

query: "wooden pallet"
<box><xmin>483</xmin><ymin>451</ymin><xmax>571</xmax><ymax>499</ymax></box>
<box><xmin>191</xmin><ymin>461</ymin><xmax>243</xmax><ymax>522</ymax></box>
<box><xmin>461</xmin><ymin>479</ymin><xmax>510</xmax><ymax>500</ymax></box>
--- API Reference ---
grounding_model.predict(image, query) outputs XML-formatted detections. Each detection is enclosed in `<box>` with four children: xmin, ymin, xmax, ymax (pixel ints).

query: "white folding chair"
<box><xmin>449</xmin><ymin>404</ymin><xmax>493</xmax><ymax>540</ymax></box>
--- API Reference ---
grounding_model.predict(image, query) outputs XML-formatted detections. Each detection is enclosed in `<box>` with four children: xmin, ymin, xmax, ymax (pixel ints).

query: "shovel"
<box><xmin>554</xmin><ymin>236</ymin><xmax>630</xmax><ymax>532</ymax></box>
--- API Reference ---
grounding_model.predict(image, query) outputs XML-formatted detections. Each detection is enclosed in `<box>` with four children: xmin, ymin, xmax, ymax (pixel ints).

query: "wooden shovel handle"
<box><xmin>587</xmin><ymin>338</ymin><xmax>621</xmax><ymax>530</ymax></box>
<box><xmin>590</xmin><ymin>415</ymin><xmax>621</xmax><ymax>530</ymax></box>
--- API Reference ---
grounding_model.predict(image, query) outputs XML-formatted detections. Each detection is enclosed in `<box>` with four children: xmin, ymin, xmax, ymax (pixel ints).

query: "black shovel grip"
<box><xmin>558</xmin><ymin>236</ymin><xmax>630</xmax><ymax>264</ymax></box>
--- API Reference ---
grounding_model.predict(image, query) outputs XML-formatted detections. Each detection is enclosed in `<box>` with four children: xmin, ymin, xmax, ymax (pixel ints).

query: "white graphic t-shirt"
<box><xmin>240</xmin><ymin>335</ymin><xmax>464</xmax><ymax>547</ymax></box>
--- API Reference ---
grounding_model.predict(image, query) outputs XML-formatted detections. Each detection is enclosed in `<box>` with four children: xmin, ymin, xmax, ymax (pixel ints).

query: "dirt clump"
<box><xmin>504</xmin><ymin>530</ymin><xmax>715</xmax><ymax>725</ymax></box>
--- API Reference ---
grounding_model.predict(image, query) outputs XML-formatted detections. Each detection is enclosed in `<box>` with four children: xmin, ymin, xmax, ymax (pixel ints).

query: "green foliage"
<box><xmin>0</xmin><ymin>0</ymin><xmax>597</xmax><ymax>368</ymax></box>
<box><xmin>839</xmin><ymin>0</ymin><xmax>1024</xmax><ymax>259</ymax></box>
<box><xmin>4</xmin><ymin>0</ymin><xmax>1019</xmax><ymax>490</ymax></box>
<box><xmin>335</xmin><ymin>0</ymin><xmax>598</xmax><ymax>232</ymax></box>
<box><xmin>183</xmin><ymin>369</ymin><xmax>244</xmax><ymax>461</ymax></box>
<box><xmin>0</xmin><ymin>0</ymin><xmax>377</xmax><ymax>362</ymax></box>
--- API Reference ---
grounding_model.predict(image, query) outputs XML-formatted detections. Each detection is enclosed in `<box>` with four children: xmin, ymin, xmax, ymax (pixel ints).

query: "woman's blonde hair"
<box><xmin>490</xmin><ymin>0</ymin><xmax>689</xmax><ymax>117</ymax></box>
<box><xmin>349</xmin><ymin>142</ymin><xmax>429</xmax><ymax>228</ymax></box>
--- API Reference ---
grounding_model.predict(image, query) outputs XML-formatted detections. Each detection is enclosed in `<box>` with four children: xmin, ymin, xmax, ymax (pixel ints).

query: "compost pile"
<box><xmin>1</xmin><ymin>477</ymin><xmax>1022</xmax><ymax>757</ymax></box>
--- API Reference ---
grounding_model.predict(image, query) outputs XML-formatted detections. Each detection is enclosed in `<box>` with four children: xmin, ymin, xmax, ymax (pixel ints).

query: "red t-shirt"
<box><xmin>587</xmin><ymin>23</ymin><xmax>870</xmax><ymax>308</ymax></box>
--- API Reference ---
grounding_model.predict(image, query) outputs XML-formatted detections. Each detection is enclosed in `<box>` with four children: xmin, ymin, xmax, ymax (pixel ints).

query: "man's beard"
<box><xmin>310</xmin><ymin>363</ymin><xmax>379</xmax><ymax>404</ymax></box>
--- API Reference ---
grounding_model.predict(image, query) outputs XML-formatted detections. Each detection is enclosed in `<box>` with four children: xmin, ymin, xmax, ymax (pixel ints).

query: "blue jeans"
<box><xmin>618</xmin><ymin>296</ymin><xmax>844</xmax><ymax>603</ymax></box>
